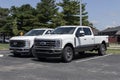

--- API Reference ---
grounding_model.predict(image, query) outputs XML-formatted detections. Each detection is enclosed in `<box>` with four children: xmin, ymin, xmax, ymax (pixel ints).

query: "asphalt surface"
<box><xmin>0</xmin><ymin>51</ymin><xmax>120</xmax><ymax>80</ymax></box>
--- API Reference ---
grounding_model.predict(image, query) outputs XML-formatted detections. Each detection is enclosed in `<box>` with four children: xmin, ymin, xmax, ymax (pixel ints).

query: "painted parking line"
<box><xmin>75</xmin><ymin>53</ymin><xmax>112</xmax><ymax>63</ymax></box>
<box><xmin>0</xmin><ymin>54</ymin><xmax>4</xmax><ymax>57</ymax></box>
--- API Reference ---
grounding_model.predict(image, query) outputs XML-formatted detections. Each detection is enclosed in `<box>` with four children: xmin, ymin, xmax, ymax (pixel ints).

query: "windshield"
<box><xmin>51</xmin><ymin>27</ymin><xmax>76</xmax><ymax>34</ymax></box>
<box><xmin>24</xmin><ymin>30</ymin><xmax>45</xmax><ymax>36</ymax></box>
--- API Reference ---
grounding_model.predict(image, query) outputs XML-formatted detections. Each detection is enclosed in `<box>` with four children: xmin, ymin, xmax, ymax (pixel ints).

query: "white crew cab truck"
<box><xmin>33</xmin><ymin>26</ymin><xmax>109</xmax><ymax>62</ymax></box>
<box><xmin>9</xmin><ymin>28</ymin><xmax>53</xmax><ymax>56</ymax></box>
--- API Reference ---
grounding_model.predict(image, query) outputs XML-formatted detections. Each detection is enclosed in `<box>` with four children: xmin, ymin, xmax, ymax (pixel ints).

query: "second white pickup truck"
<box><xmin>9</xmin><ymin>28</ymin><xmax>53</xmax><ymax>56</ymax></box>
<box><xmin>33</xmin><ymin>26</ymin><xmax>109</xmax><ymax>62</ymax></box>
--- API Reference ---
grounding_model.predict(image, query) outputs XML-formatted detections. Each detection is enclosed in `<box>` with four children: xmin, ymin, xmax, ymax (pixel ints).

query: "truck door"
<box><xmin>75</xmin><ymin>27</ymin><xmax>94</xmax><ymax>51</ymax></box>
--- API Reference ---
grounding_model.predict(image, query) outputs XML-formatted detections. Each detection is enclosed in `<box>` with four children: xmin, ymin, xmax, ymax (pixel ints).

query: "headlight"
<box><xmin>25</xmin><ymin>40</ymin><xmax>30</xmax><ymax>48</ymax></box>
<box><xmin>55</xmin><ymin>39</ymin><xmax>62</xmax><ymax>48</ymax></box>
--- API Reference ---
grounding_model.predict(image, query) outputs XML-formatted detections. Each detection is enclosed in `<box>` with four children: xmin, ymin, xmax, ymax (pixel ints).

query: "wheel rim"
<box><xmin>98</xmin><ymin>44</ymin><xmax>106</xmax><ymax>55</ymax></box>
<box><xmin>101</xmin><ymin>45</ymin><xmax>106</xmax><ymax>54</ymax></box>
<box><xmin>65</xmin><ymin>47</ymin><xmax>73</xmax><ymax>61</ymax></box>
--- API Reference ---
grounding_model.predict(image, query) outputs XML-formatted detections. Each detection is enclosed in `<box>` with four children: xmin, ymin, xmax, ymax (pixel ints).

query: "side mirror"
<box><xmin>80</xmin><ymin>31</ymin><xmax>85</xmax><ymax>36</ymax></box>
<box><xmin>76</xmin><ymin>31</ymin><xmax>85</xmax><ymax>37</ymax></box>
<box><xmin>47</xmin><ymin>31</ymin><xmax>51</xmax><ymax>34</ymax></box>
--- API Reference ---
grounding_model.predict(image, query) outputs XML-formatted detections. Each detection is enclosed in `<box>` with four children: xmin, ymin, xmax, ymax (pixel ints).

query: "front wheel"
<box><xmin>62</xmin><ymin>46</ymin><xmax>74</xmax><ymax>63</ymax></box>
<box><xmin>98</xmin><ymin>44</ymin><xmax>106</xmax><ymax>56</ymax></box>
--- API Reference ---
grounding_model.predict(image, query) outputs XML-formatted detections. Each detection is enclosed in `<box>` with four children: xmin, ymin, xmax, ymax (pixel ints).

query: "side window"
<box><xmin>45</xmin><ymin>30</ymin><xmax>53</xmax><ymax>34</ymax></box>
<box><xmin>83</xmin><ymin>28</ymin><xmax>92</xmax><ymax>35</ymax></box>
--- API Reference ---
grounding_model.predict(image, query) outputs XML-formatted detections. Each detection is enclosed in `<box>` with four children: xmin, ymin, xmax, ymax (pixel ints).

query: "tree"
<box><xmin>52</xmin><ymin>12</ymin><xmax>66</xmax><ymax>27</ymax></box>
<box><xmin>58</xmin><ymin>0</ymin><xmax>93</xmax><ymax>26</ymax></box>
<box><xmin>0</xmin><ymin>7</ymin><xmax>9</xmax><ymax>32</ymax></box>
<box><xmin>10</xmin><ymin>4</ymin><xmax>36</xmax><ymax>35</ymax></box>
<box><xmin>36</xmin><ymin>0</ymin><xmax>58</xmax><ymax>28</ymax></box>
<box><xmin>58</xmin><ymin>0</ymin><xmax>79</xmax><ymax>25</ymax></box>
<box><xmin>81</xmin><ymin>3</ymin><xmax>93</xmax><ymax>26</ymax></box>
<box><xmin>0</xmin><ymin>0</ymin><xmax>94</xmax><ymax>36</ymax></box>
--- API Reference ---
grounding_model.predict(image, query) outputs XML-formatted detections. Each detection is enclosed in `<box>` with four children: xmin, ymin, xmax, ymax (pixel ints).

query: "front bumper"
<box><xmin>33</xmin><ymin>48</ymin><xmax>62</xmax><ymax>58</ymax></box>
<box><xmin>10</xmin><ymin>47</ymin><xmax>30</xmax><ymax>55</ymax></box>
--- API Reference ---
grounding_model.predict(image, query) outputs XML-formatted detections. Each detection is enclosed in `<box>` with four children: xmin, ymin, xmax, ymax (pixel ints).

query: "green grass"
<box><xmin>0</xmin><ymin>43</ymin><xmax>9</xmax><ymax>50</ymax></box>
<box><xmin>87</xmin><ymin>49</ymin><xmax>120</xmax><ymax>54</ymax></box>
<box><xmin>107</xmin><ymin>49</ymin><xmax>120</xmax><ymax>54</ymax></box>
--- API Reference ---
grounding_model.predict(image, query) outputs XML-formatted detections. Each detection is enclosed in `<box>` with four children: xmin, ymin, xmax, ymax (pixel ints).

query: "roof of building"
<box><xmin>116</xmin><ymin>30</ymin><xmax>120</xmax><ymax>35</ymax></box>
<box><xmin>101</xmin><ymin>26</ymin><xmax>120</xmax><ymax>32</ymax></box>
<box><xmin>100</xmin><ymin>26</ymin><xmax>120</xmax><ymax>35</ymax></box>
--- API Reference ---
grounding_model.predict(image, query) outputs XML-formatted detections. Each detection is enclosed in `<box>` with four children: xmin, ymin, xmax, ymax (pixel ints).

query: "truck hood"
<box><xmin>10</xmin><ymin>36</ymin><xmax>36</xmax><ymax>41</ymax></box>
<box><xmin>35</xmin><ymin>34</ymin><xmax>74</xmax><ymax>40</ymax></box>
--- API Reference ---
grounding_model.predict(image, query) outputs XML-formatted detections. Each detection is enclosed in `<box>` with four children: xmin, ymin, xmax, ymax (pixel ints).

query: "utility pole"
<box><xmin>80</xmin><ymin>0</ymin><xmax>82</xmax><ymax>26</ymax></box>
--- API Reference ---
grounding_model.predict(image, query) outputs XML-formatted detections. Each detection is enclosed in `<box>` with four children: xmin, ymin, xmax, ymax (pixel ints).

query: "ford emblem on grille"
<box><xmin>40</xmin><ymin>41</ymin><xmax>46</xmax><ymax>45</ymax></box>
<box><xmin>13</xmin><ymin>42</ymin><xmax>17</xmax><ymax>45</ymax></box>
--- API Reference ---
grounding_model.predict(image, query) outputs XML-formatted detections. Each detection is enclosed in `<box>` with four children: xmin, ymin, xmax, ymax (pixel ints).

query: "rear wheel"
<box><xmin>98</xmin><ymin>44</ymin><xmax>106</xmax><ymax>55</ymax></box>
<box><xmin>62</xmin><ymin>46</ymin><xmax>74</xmax><ymax>63</ymax></box>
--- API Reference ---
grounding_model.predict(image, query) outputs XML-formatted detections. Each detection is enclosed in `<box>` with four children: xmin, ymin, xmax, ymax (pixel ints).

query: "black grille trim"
<box><xmin>10</xmin><ymin>40</ymin><xmax>25</xmax><ymax>47</ymax></box>
<box><xmin>34</xmin><ymin>39</ymin><xmax>56</xmax><ymax>48</ymax></box>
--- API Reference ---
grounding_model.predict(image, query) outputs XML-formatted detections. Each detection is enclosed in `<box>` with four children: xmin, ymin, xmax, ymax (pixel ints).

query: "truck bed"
<box><xmin>94</xmin><ymin>36</ymin><xmax>109</xmax><ymax>44</ymax></box>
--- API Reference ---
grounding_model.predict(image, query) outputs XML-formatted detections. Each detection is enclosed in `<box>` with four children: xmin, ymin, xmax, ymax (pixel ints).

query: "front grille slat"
<box><xmin>35</xmin><ymin>39</ymin><xmax>56</xmax><ymax>48</ymax></box>
<box><xmin>10</xmin><ymin>40</ymin><xmax>25</xmax><ymax>47</ymax></box>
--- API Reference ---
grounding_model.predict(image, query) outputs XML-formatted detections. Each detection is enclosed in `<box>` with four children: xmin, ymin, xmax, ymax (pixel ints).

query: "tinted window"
<box><xmin>51</xmin><ymin>27</ymin><xmax>76</xmax><ymax>34</ymax></box>
<box><xmin>83</xmin><ymin>28</ymin><xmax>91</xmax><ymax>35</ymax></box>
<box><xmin>24</xmin><ymin>30</ymin><xmax>45</xmax><ymax>36</ymax></box>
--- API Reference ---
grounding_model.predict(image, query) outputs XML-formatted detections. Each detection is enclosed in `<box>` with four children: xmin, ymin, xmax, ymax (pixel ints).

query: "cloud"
<box><xmin>105</xmin><ymin>21</ymin><xmax>119</xmax><ymax>29</ymax></box>
<box><xmin>90</xmin><ymin>20</ymin><xmax>99</xmax><ymax>25</ymax></box>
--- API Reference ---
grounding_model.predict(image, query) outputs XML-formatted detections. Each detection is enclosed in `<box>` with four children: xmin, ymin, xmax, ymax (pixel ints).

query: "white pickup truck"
<box><xmin>33</xmin><ymin>26</ymin><xmax>109</xmax><ymax>62</ymax></box>
<box><xmin>9</xmin><ymin>28</ymin><xmax>53</xmax><ymax>56</ymax></box>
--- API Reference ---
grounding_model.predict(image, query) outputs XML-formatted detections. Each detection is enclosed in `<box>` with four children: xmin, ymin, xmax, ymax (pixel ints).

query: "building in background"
<box><xmin>99</xmin><ymin>26</ymin><xmax>120</xmax><ymax>44</ymax></box>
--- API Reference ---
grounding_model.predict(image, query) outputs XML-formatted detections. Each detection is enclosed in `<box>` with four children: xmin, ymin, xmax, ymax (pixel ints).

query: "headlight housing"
<box><xmin>25</xmin><ymin>40</ymin><xmax>30</xmax><ymax>48</ymax></box>
<box><xmin>55</xmin><ymin>39</ymin><xmax>62</xmax><ymax>48</ymax></box>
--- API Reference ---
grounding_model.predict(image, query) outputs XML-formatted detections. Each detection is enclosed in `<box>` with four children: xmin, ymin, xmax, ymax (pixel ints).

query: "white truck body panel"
<box><xmin>94</xmin><ymin>36</ymin><xmax>109</xmax><ymax>44</ymax></box>
<box><xmin>10</xmin><ymin>36</ymin><xmax>36</xmax><ymax>48</ymax></box>
<box><xmin>36</xmin><ymin>34</ymin><xmax>75</xmax><ymax>48</ymax></box>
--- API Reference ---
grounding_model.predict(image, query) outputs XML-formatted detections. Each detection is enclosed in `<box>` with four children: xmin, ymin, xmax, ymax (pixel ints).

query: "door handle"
<box><xmin>84</xmin><ymin>39</ymin><xmax>86</xmax><ymax>40</ymax></box>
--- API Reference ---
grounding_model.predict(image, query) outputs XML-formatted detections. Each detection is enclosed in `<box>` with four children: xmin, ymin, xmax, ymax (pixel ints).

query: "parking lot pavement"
<box><xmin>0</xmin><ymin>51</ymin><xmax>120</xmax><ymax>80</ymax></box>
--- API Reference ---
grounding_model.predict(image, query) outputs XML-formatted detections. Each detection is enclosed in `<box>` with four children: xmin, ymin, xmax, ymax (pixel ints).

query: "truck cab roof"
<box><xmin>59</xmin><ymin>26</ymin><xmax>90</xmax><ymax>28</ymax></box>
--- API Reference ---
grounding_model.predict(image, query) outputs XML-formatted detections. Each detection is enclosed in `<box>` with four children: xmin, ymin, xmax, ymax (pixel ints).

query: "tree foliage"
<box><xmin>36</xmin><ymin>0</ymin><xmax>58</xmax><ymax>28</ymax></box>
<box><xmin>10</xmin><ymin>4</ymin><xmax>36</xmax><ymax>33</ymax></box>
<box><xmin>0</xmin><ymin>7</ymin><xmax>9</xmax><ymax>32</ymax></box>
<box><xmin>0</xmin><ymin>0</ymin><xmax>93</xmax><ymax>36</ymax></box>
<box><xmin>58</xmin><ymin>0</ymin><xmax>79</xmax><ymax>25</ymax></box>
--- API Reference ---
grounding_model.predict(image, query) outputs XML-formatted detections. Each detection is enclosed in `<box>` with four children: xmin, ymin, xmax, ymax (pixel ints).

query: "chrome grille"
<box><xmin>10</xmin><ymin>40</ymin><xmax>25</xmax><ymax>47</ymax></box>
<box><xmin>34</xmin><ymin>39</ymin><xmax>56</xmax><ymax>48</ymax></box>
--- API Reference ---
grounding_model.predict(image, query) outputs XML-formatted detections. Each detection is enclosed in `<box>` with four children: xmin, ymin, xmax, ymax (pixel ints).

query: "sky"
<box><xmin>0</xmin><ymin>0</ymin><xmax>120</xmax><ymax>30</ymax></box>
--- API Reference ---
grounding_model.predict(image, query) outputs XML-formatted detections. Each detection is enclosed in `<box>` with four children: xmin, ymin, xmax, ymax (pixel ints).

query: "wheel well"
<box><xmin>102</xmin><ymin>41</ymin><xmax>107</xmax><ymax>50</ymax></box>
<box><xmin>64</xmin><ymin>43</ymin><xmax>74</xmax><ymax>53</ymax></box>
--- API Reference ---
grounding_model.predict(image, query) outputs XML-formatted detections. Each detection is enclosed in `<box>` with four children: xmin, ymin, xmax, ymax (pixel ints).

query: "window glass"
<box><xmin>51</xmin><ymin>27</ymin><xmax>76</xmax><ymax>34</ymax></box>
<box><xmin>24</xmin><ymin>30</ymin><xmax>45</xmax><ymax>36</ymax></box>
<box><xmin>83</xmin><ymin>28</ymin><xmax>91</xmax><ymax>35</ymax></box>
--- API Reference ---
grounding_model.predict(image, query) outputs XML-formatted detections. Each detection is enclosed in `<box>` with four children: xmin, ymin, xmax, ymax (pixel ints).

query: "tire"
<box><xmin>62</xmin><ymin>46</ymin><xmax>74</xmax><ymax>63</ymax></box>
<box><xmin>98</xmin><ymin>44</ymin><xmax>106</xmax><ymax>56</ymax></box>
